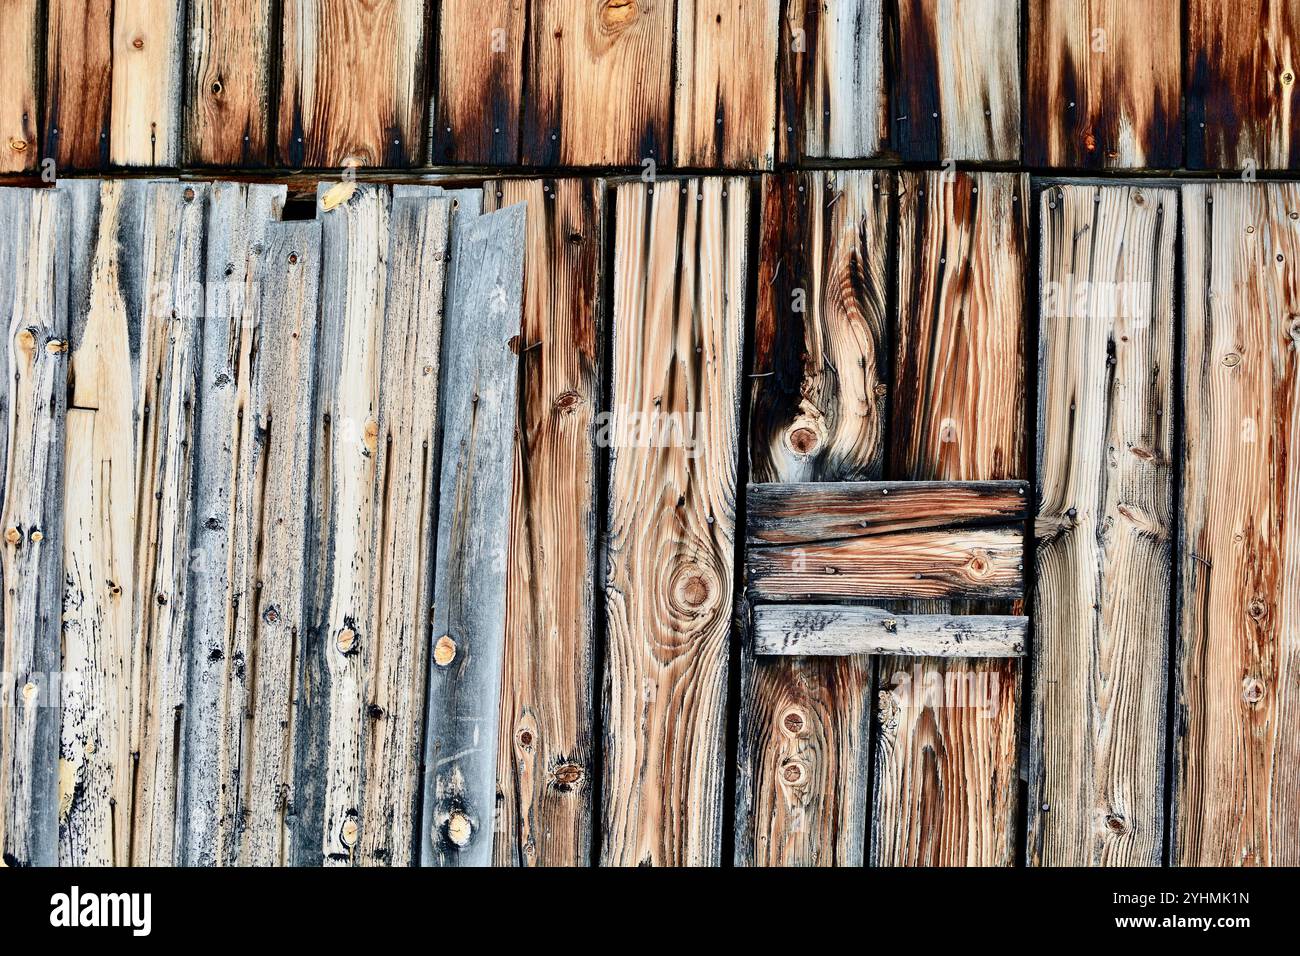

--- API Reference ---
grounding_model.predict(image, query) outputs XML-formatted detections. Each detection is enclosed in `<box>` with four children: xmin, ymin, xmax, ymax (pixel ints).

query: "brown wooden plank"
<box><xmin>0</xmin><ymin>0</ymin><xmax>39</xmax><ymax>173</ymax></box>
<box><xmin>521</xmin><ymin>1</ymin><xmax>675</xmax><ymax>167</ymax></box>
<box><xmin>754</xmin><ymin>606</ymin><xmax>1027</xmax><ymax>658</ymax></box>
<box><xmin>185</xmin><ymin>0</ymin><xmax>275</xmax><ymax>165</ymax></box>
<box><xmin>486</xmin><ymin>179</ymin><xmax>604</xmax><ymax>867</ymax></box>
<box><xmin>110</xmin><ymin>0</ymin><xmax>186</xmax><ymax>166</ymax></box>
<box><xmin>893</xmin><ymin>0</ymin><xmax>1020</xmax><ymax>162</ymax></box>
<box><xmin>44</xmin><ymin>0</ymin><xmax>114</xmax><ymax>170</ymax></box>
<box><xmin>1176</xmin><ymin>182</ymin><xmax>1300</xmax><ymax>865</ymax></box>
<box><xmin>1030</xmin><ymin>183</ymin><xmax>1176</xmax><ymax>866</ymax></box>
<box><xmin>1027</xmin><ymin>0</ymin><xmax>1182</xmax><ymax>169</ymax></box>
<box><xmin>279</xmin><ymin>0</ymin><xmax>428</xmax><ymax>168</ymax></box>
<box><xmin>735</xmin><ymin>170</ymin><xmax>888</xmax><ymax>868</ymax></box>
<box><xmin>874</xmin><ymin>169</ymin><xmax>1027</xmax><ymax>868</ymax></box>
<box><xmin>1188</xmin><ymin>0</ymin><xmax>1300</xmax><ymax>170</ymax></box>
<box><xmin>674</xmin><ymin>0</ymin><xmax>779</xmax><ymax>170</ymax></box>
<box><xmin>602</xmin><ymin>178</ymin><xmax>746</xmax><ymax>866</ymax></box>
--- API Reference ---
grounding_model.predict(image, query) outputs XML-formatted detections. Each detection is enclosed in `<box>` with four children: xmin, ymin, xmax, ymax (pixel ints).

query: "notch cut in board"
<box><xmin>745</xmin><ymin>480</ymin><xmax>1028</xmax><ymax>602</ymax></box>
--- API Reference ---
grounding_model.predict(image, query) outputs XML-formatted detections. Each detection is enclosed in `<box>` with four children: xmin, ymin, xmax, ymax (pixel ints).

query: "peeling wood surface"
<box><xmin>110</xmin><ymin>1</ymin><xmax>185</xmax><ymax>166</ymax></box>
<box><xmin>1030</xmin><ymin>183</ymin><xmax>1175</xmax><ymax>866</ymax></box>
<box><xmin>754</xmin><ymin>606</ymin><xmax>1027</xmax><ymax>658</ymax></box>
<box><xmin>185</xmin><ymin>0</ymin><xmax>275</xmax><ymax>166</ymax></box>
<box><xmin>1027</xmin><ymin>0</ymin><xmax>1182</xmax><ymax>170</ymax></box>
<box><xmin>0</xmin><ymin>0</ymin><xmax>39</xmax><ymax>173</ymax></box>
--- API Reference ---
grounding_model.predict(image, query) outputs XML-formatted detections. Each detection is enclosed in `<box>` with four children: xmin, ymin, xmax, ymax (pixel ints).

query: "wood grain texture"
<box><xmin>1177</xmin><ymin>182</ymin><xmax>1300</xmax><ymax>865</ymax></box>
<box><xmin>0</xmin><ymin>187</ymin><xmax>69</xmax><ymax>868</ymax></box>
<box><xmin>754</xmin><ymin>606</ymin><xmax>1027</xmax><ymax>658</ymax></box>
<box><xmin>736</xmin><ymin>170</ymin><xmax>888</xmax><ymax>868</ymax></box>
<box><xmin>110</xmin><ymin>0</ymin><xmax>186</xmax><ymax>166</ymax></box>
<box><xmin>421</xmin><ymin>203</ymin><xmax>525</xmax><ymax>866</ymax></box>
<box><xmin>279</xmin><ymin>0</ymin><xmax>428</xmax><ymax>168</ymax></box>
<box><xmin>1030</xmin><ymin>183</ymin><xmax>1175</xmax><ymax>866</ymax></box>
<box><xmin>674</xmin><ymin>0</ymin><xmax>779</xmax><ymax>169</ymax></box>
<box><xmin>44</xmin><ymin>0</ymin><xmax>114</xmax><ymax>170</ymax></box>
<box><xmin>522</xmin><ymin>0</ymin><xmax>675</xmax><ymax>167</ymax></box>
<box><xmin>432</xmin><ymin>0</ymin><xmax>527</xmax><ymax>165</ymax></box>
<box><xmin>0</xmin><ymin>0</ymin><xmax>39</xmax><ymax>172</ymax></box>
<box><xmin>893</xmin><ymin>0</ymin><xmax>1020</xmax><ymax>162</ymax></box>
<box><xmin>1188</xmin><ymin>0</ymin><xmax>1300</xmax><ymax>170</ymax></box>
<box><xmin>602</xmin><ymin>178</ymin><xmax>746</xmax><ymax>867</ymax></box>
<box><xmin>185</xmin><ymin>0</ymin><xmax>274</xmax><ymax>166</ymax></box>
<box><xmin>486</xmin><ymin>179</ymin><xmax>604</xmax><ymax>867</ymax></box>
<box><xmin>874</xmin><ymin>169</ymin><xmax>1027</xmax><ymax>868</ymax></box>
<box><xmin>1027</xmin><ymin>0</ymin><xmax>1182</xmax><ymax>169</ymax></box>
<box><xmin>778</xmin><ymin>0</ymin><xmax>884</xmax><ymax>161</ymax></box>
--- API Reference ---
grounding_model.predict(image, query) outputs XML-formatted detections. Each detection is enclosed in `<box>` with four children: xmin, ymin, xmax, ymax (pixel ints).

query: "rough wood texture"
<box><xmin>432</xmin><ymin>0</ymin><xmax>526</xmax><ymax>165</ymax></box>
<box><xmin>279</xmin><ymin>0</ymin><xmax>428</xmax><ymax>168</ymax></box>
<box><xmin>486</xmin><ymin>179</ymin><xmax>604</xmax><ymax>868</ymax></box>
<box><xmin>0</xmin><ymin>187</ymin><xmax>69</xmax><ymax>868</ymax></box>
<box><xmin>1030</xmin><ymin>183</ymin><xmax>1175</xmax><ymax>867</ymax></box>
<box><xmin>0</xmin><ymin>0</ymin><xmax>39</xmax><ymax>173</ymax></box>
<box><xmin>1177</xmin><ymin>182</ymin><xmax>1300</xmax><ymax>865</ymax></box>
<box><xmin>421</xmin><ymin>203</ymin><xmax>525</xmax><ymax>866</ymax></box>
<box><xmin>1188</xmin><ymin>0</ymin><xmax>1300</xmax><ymax>170</ymax></box>
<box><xmin>736</xmin><ymin>170</ymin><xmax>887</xmax><ymax>868</ymax></box>
<box><xmin>754</xmin><ymin>606</ymin><xmax>1027</xmax><ymax>658</ymax></box>
<box><xmin>874</xmin><ymin>170</ymin><xmax>1027</xmax><ymax>867</ymax></box>
<box><xmin>1027</xmin><ymin>0</ymin><xmax>1182</xmax><ymax>169</ymax></box>
<box><xmin>778</xmin><ymin>0</ymin><xmax>884</xmax><ymax>161</ymax></box>
<box><xmin>184</xmin><ymin>0</ymin><xmax>274</xmax><ymax>166</ymax></box>
<box><xmin>893</xmin><ymin>0</ymin><xmax>1020</xmax><ymax>162</ymax></box>
<box><xmin>110</xmin><ymin>0</ymin><xmax>185</xmax><ymax>166</ymax></box>
<box><xmin>44</xmin><ymin>0</ymin><xmax>114</xmax><ymax>170</ymax></box>
<box><xmin>674</xmin><ymin>0</ymin><xmax>779</xmax><ymax>170</ymax></box>
<box><xmin>522</xmin><ymin>0</ymin><xmax>675</xmax><ymax>167</ymax></box>
<box><xmin>602</xmin><ymin>178</ymin><xmax>746</xmax><ymax>867</ymax></box>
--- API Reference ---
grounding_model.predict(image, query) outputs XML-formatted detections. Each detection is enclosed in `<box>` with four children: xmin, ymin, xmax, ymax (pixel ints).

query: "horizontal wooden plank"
<box><xmin>753</xmin><ymin>605</ymin><xmax>1027</xmax><ymax>658</ymax></box>
<box><xmin>746</xmin><ymin>480</ymin><xmax>1028</xmax><ymax>545</ymax></box>
<box><xmin>747</xmin><ymin>527</ymin><xmax>1024</xmax><ymax>602</ymax></box>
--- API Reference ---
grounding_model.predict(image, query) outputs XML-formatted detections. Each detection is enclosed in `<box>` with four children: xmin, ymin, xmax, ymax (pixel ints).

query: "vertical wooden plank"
<box><xmin>0</xmin><ymin>187</ymin><xmax>70</xmax><ymax>868</ymax></box>
<box><xmin>874</xmin><ymin>170</ymin><xmax>1026</xmax><ymax>867</ymax></box>
<box><xmin>1026</xmin><ymin>0</ymin><xmax>1182</xmax><ymax>170</ymax></box>
<box><xmin>432</xmin><ymin>0</ymin><xmax>527</xmax><ymax>165</ymax></box>
<box><xmin>44</xmin><ymin>0</ymin><xmax>113</xmax><ymax>170</ymax></box>
<box><xmin>485</xmin><ymin>178</ymin><xmax>604</xmax><ymax>867</ymax></box>
<box><xmin>674</xmin><ymin>0</ymin><xmax>780</xmax><ymax>170</ymax></box>
<box><xmin>421</xmin><ymin>203</ymin><xmax>525</xmax><ymax>867</ymax></box>
<box><xmin>778</xmin><ymin>0</ymin><xmax>884</xmax><ymax>162</ymax></box>
<box><xmin>1188</xmin><ymin>0</ymin><xmax>1300</xmax><ymax>170</ymax></box>
<box><xmin>893</xmin><ymin>0</ymin><xmax>1020</xmax><ymax>163</ymax></box>
<box><xmin>1030</xmin><ymin>183</ymin><xmax>1175</xmax><ymax>866</ymax></box>
<box><xmin>734</xmin><ymin>170</ymin><xmax>889</xmax><ymax>867</ymax></box>
<box><xmin>110</xmin><ymin>0</ymin><xmax>186</xmax><ymax>166</ymax></box>
<box><xmin>185</xmin><ymin>0</ymin><xmax>275</xmax><ymax>166</ymax></box>
<box><xmin>1177</xmin><ymin>182</ymin><xmax>1300</xmax><ymax>865</ymax></box>
<box><xmin>521</xmin><ymin>0</ymin><xmax>675</xmax><ymax>167</ymax></box>
<box><xmin>0</xmin><ymin>1</ymin><xmax>39</xmax><ymax>173</ymax></box>
<box><xmin>601</xmin><ymin>178</ymin><xmax>746</xmax><ymax>867</ymax></box>
<box><xmin>279</xmin><ymin>0</ymin><xmax>428</xmax><ymax>168</ymax></box>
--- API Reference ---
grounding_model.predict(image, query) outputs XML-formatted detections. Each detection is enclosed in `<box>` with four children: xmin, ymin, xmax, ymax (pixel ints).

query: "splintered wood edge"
<box><xmin>752</xmin><ymin>605</ymin><xmax>1027</xmax><ymax>658</ymax></box>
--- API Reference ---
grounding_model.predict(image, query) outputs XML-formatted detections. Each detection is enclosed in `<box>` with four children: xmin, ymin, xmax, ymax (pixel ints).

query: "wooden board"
<box><xmin>0</xmin><ymin>0</ymin><xmax>39</xmax><ymax>173</ymax></box>
<box><xmin>674</xmin><ymin>0</ymin><xmax>779</xmax><ymax>170</ymax></box>
<box><xmin>893</xmin><ymin>0</ymin><xmax>1020</xmax><ymax>162</ymax></box>
<box><xmin>44</xmin><ymin>0</ymin><xmax>114</xmax><ymax>170</ymax></box>
<box><xmin>110</xmin><ymin>0</ymin><xmax>186</xmax><ymax>166</ymax></box>
<box><xmin>184</xmin><ymin>0</ymin><xmax>275</xmax><ymax>166</ymax></box>
<box><xmin>521</xmin><ymin>1</ymin><xmax>675</xmax><ymax>167</ymax></box>
<box><xmin>279</xmin><ymin>0</ymin><xmax>428</xmax><ymax>167</ymax></box>
<box><xmin>602</xmin><ymin>178</ymin><xmax>746</xmax><ymax>866</ymax></box>
<box><xmin>735</xmin><ymin>170</ymin><xmax>886</xmax><ymax>868</ymax></box>
<box><xmin>874</xmin><ymin>170</ymin><xmax>1027</xmax><ymax>868</ymax></box>
<box><xmin>777</xmin><ymin>0</ymin><xmax>884</xmax><ymax>161</ymax></box>
<box><xmin>486</xmin><ymin>179</ymin><xmax>604</xmax><ymax>867</ymax></box>
<box><xmin>1176</xmin><ymin>182</ymin><xmax>1300</xmax><ymax>865</ymax></box>
<box><xmin>754</xmin><ymin>606</ymin><xmax>1027</xmax><ymax>658</ymax></box>
<box><xmin>0</xmin><ymin>187</ymin><xmax>70</xmax><ymax>868</ymax></box>
<box><xmin>1030</xmin><ymin>183</ymin><xmax>1175</xmax><ymax>866</ymax></box>
<box><xmin>1027</xmin><ymin>0</ymin><xmax>1182</xmax><ymax>170</ymax></box>
<box><xmin>432</xmin><ymin>0</ymin><xmax>527</xmax><ymax>165</ymax></box>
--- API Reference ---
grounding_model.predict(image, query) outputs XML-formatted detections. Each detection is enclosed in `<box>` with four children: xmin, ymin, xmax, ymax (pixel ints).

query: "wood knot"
<box><xmin>447</xmin><ymin>811</ymin><xmax>473</xmax><ymax>847</ymax></box>
<box><xmin>552</xmin><ymin>764</ymin><xmax>584</xmax><ymax>788</ymax></box>
<box><xmin>433</xmin><ymin>635</ymin><xmax>457</xmax><ymax>666</ymax></box>
<box><xmin>781</xmin><ymin>709</ymin><xmax>806</xmax><ymax>735</ymax></box>
<box><xmin>1247</xmin><ymin>597</ymin><xmax>1267</xmax><ymax>620</ymax></box>
<box><xmin>554</xmin><ymin>389</ymin><xmax>582</xmax><ymax>411</ymax></box>
<box><xmin>4</xmin><ymin>527</ymin><xmax>20</xmax><ymax>544</ymax></box>
<box><xmin>1223</xmin><ymin>352</ymin><xmax>1241</xmax><ymax>368</ymax></box>
<box><xmin>15</xmin><ymin>328</ymin><xmax>36</xmax><ymax>355</ymax></box>
<box><xmin>1104</xmin><ymin>814</ymin><xmax>1127</xmax><ymax>834</ymax></box>
<box><xmin>599</xmin><ymin>0</ymin><xmax>638</xmax><ymax>31</ymax></box>
<box><xmin>966</xmin><ymin>552</ymin><xmax>991</xmax><ymax>577</ymax></box>
<box><xmin>786</xmin><ymin>425</ymin><xmax>820</xmax><ymax>456</ymax></box>
<box><xmin>517</xmin><ymin>729</ymin><xmax>534</xmax><ymax>749</ymax></box>
<box><xmin>132</xmin><ymin>36</ymin><xmax>144</xmax><ymax>50</ymax></box>
<box><xmin>782</xmin><ymin>762</ymin><xmax>805</xmax><ymax>785</ymax></box>
<box><xmin>8</xmin><ymin>138</ymin><xmax>27</xmax><ymax>153</ymax></box>
<box><xmin>336</xmin><ymin>627</ymin><xmax>358</xmax><ymax>655</ymax></box>
<box><xmin>339</xmin><ymin>817</ymin><xmax>358</xmax><ymax>847</ymax></box>
<box><xmin>1242</xmin><ymin>677</ymin><xmax>1265</xmax><ymax>704</ymax></box>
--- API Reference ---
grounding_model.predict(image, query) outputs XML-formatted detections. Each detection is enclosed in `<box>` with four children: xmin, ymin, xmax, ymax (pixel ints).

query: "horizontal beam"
<box><xmin>753</xmin><ymin>605</ymin><xmax>1027</xmax><ymax>658</ymax></box>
